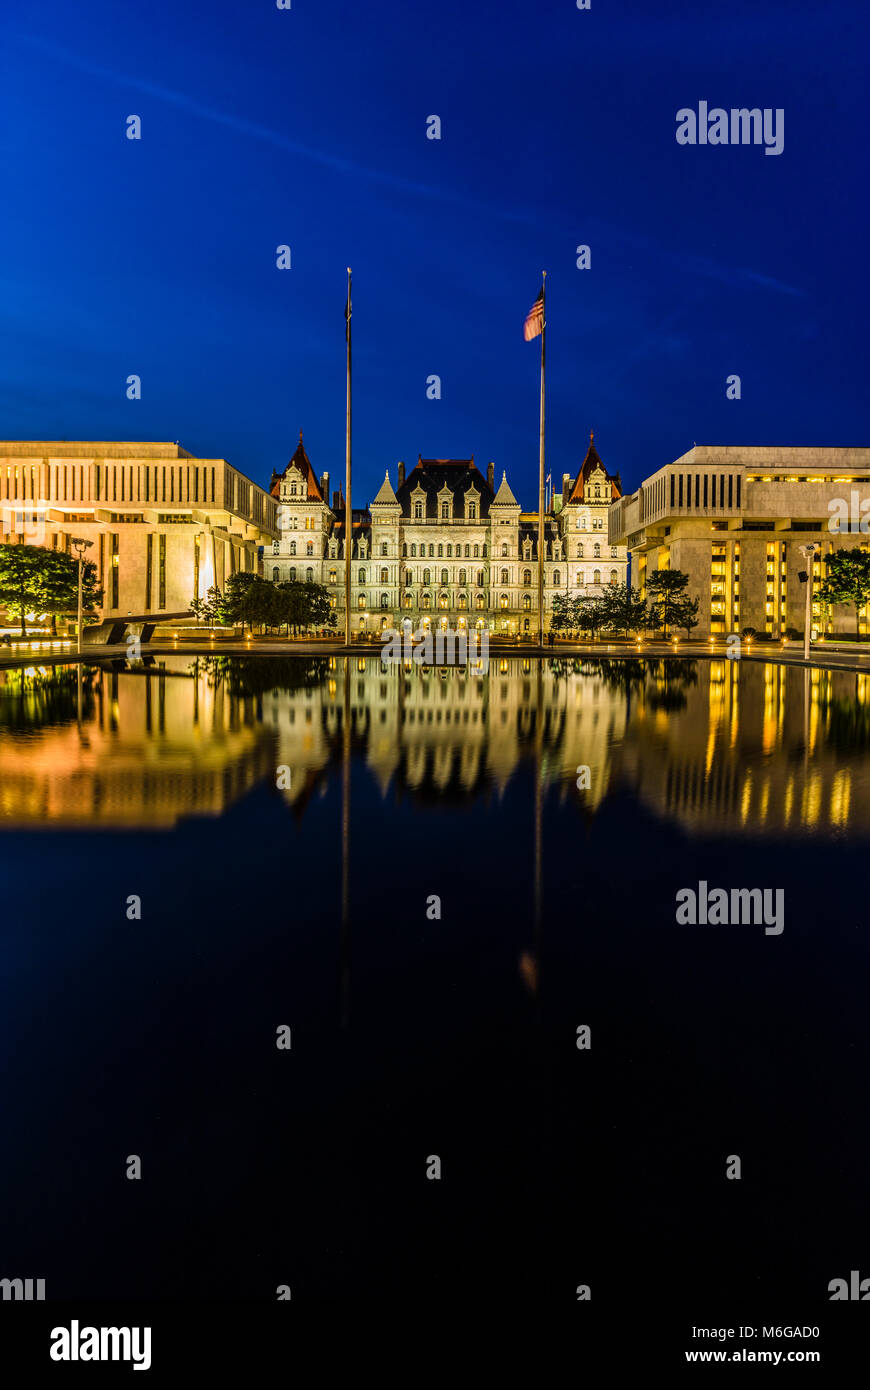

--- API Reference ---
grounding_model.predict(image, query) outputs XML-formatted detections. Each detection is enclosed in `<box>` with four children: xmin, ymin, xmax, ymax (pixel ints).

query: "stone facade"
<box><xmin>269</xmin><ymin>434</ymin><xmax>628</xmax><ymax>635</ymax></box>
<box><xmin>0</xmin><ymin>441</ymin><xmax>277</xmax><ymax>621</ymax></box>
<box><xmin>609</xmin><ymin>445</ymin><xmax>870</xmax><ymax>639</ymax></box>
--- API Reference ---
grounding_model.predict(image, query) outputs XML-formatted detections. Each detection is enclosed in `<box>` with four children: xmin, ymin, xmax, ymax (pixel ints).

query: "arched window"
<box><xmin>501</xmin><ymin>543</ymin><xmax>508</xmax><ymax>557</ymax></box>
<box><xmin>306</xmin><ymin>567</ymin><xmax>314</xmax><ymax>582</ymax></box>
<box><xmin>468</xmin><ymin>504</ymin><xmax>476</xmax><ymax>520</ymax></box>
<box><xmin>553</xmin><ymin>570</ymin><xmax>560</xmax><ymax>586</ymax></box>
<box><xmin>329</xmin><ymin>568</ymin><xmax>336</xmax><ymax>583</ymax></box>
<box><xmin>500</xmin><ymin>568</ymin><xmax>509</xmax><ymax>584</ymax></box>
<box><xmin>289</xmin><ymin>567</ymin><xmax>296</xmax><ymax>582</ymax></box>
<box><xmin>482</xmin><ymin>544</ymin><xmax>488</xmax><ymax>557</ymax></box>
<box><xmin>381</xmin><ymin>593</ymin><xmax>389</xmax><ymax>608</ymax></box>
<box><xmin>465</xmin><ymin>544</ymin><xmax>470</xmax><ymax>557</ymax></box>
<box><xmin>441</xmin><ymin>501</ymin><xmax>450</xmax><ymax>519</ymax></box>
<box><xmin>422</xmin><ymin>593</ymin><xmax>431</xmax><ymax>609</ymax></box>
<box><xmin>414</xmin><ymin>500</ymin><xmax>423</xmax><ymax>519</ymax></box>
<box><xmin>610</xmin><ymin>569</ymin><xmax>618</xmax><ymax>585</ymax></box>
<box><xmin>576</xmin><ymin>572</ymin><xmax>584</xmax><ymax>586</ymax></box>
<box><xmin>358</xmin><ymin>568</ymin><xmax>365</xmax><ymax>583</ymax></box>
<box><xmin>594</xmin><ymin>543</ymin><xmax>600</xmax><ymax>558</ymax></box>
<box><xmin>438</xmin><ymin>544</ymin><xmax>443</xmax><ymax>557</ymax></box>
<box><xmin>380</xmin><ymin>567</ymin><xmax>388</xmax><ymax>583</ymax></box>
<box><xmin>403</xmin><ymin>593</ymin><xmax>413</xmax><ymax>608</ymax></box>
<box><xmin>358</xmin><ymin>594</ymin><xmax>366</xmax><ymax>609</ymax></box>
<box><xmin>306</xmin><ymin>542</ymin><xmax>313</xmax><ymax>556</ymax></box>
<box><xmin>459</xmin><ymin>568</ymin><xmax>467</xmax><ymax>585</ymax></box>
<box><xmin>477</xmin><ymin>571</ymin><xmax>485</xmax><ymax>587</ymax></box>
<box><xmin>473</xmin><ymin>544</ymin><xmax>479</xmax><ymax>558</ymax></box>
<box><xmin>411</xmin><ymin>543</ymin><xmax>417</xmax><ymax>557</ymax></box>
<box><xmin>439</xmin><ymin>594</ymin><xmax>448</xmax><ymax>609</ymax></box>
<box><xmin>402</xmin><ymin>543</ymin><xmax>407</xmax><ymax>557</ymax></box>
<box><xmin>272</xmin><ymin>566</ymin><xmax>280</xmax><ymax>581</ymax></box>
<box><xmin>593</xmin><ymin>569</ymin><xmax>601</xmax><ymax>585</ymax></box>
<box><xmin>476</xmin><ymin>594</ymin><xmax>485</xmax><ymax>610</ymax></box>
<box><xmin>522</xmin><ymin>594</ymin><xmax>531</xmax><ymax>611</ymax></box>
<box><xmin>429</xmin><ymin>545</ymin><xmax>434</xmax><ymax>557</ymax></box>
<box><xmin>500</xmin><ymin>594</ymin><xmax>509</xmax><ymax>610</ymax></box>
<box><xmin>447</xmin><ymin>544</ymin><xmax>452</xmax><ymax>557</ymax></box>
<box><xmin>290</xmin><ymin>541</ymin><xmax>296</xmax><ymax>556</ymax></box>
<box><xmin>458</xmin><ymin>594</ymin><xmax>467</xmax><ymax>609</ymax></box>
<box><xmin>441</xmin><ymin>568</ymin><xmax>448</xmax><ymax>585</ymax></box>
<box><xmin>290</xmin><ymin>483</ymin><xmax>297</xmax><ymax>496</ymax></box>
<box><xmin>423</xmin><ymin>568</ymin><xmax>431</xmax><ymax>585</ymax></box>
<box><xmin>523</xmin><ymin>568</ymin><xmax>531</xmax><ymax>585</ymax></box>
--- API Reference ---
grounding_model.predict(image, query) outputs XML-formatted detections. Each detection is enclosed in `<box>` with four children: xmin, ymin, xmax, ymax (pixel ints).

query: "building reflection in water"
<box><xmin>0</xmin><ymin>654</ymin><xmax>869</xmax><ymax>838</ymax></box>
<box><xmin>0</xmin><ymin>658</ymin><xmax>278</xmax><ymax>828</ymax></box>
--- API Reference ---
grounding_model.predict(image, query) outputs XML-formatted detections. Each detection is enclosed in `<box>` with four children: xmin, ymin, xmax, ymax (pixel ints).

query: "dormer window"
<box><xmin>414</xmin><ymin>501</ymin><xmax>423</xmax><ymax>519</ymax></box>
<box><xmin>441</xmin><ymin>501</ymin><xmax>450</xmax><ymax>519</ymax></box>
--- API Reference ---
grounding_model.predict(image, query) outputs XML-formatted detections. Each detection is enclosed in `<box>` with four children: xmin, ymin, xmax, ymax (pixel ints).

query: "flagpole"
<box><xmin>537</xmin><ymin>271</ymin><xmax>546</xmax><ymax>647</ymax></box>
<box><xmin>345</xmin><ymin>267</ymin><xmax>352</xmax><ymax>647</ymax></box>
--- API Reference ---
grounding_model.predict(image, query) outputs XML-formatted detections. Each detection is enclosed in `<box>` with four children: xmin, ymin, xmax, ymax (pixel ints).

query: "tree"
<box><xmin>218</xmin><ymin>573</ymin><xmax>274</xmax><ymax>631</ymax></box>
<box><xmin>598</xmin><ymin>582</ymin><xmax>650</xmax><ymax>637</ymax></box>
<box><xmin>815</xmin><ymin>548</ymin><xmax>870</xmax><ymax>639</ymax></box>
<box><xmin>550</xmin><ymin>593</ymin><xmax>578</xmax><ymax>635</ymax></box>
<box><xmin>646</xmin><ymin>569</ymin><xmax>691</xmax><ymax>636</ymax></box>
<box><xmin>0</xmin><ymin>543</ymin><xmax>102</xmax><ymax>637</ymax></box>
<box><xmin>672</xmin><ymin>595</ymin><xmax>700</xmax><ymax>639</ymax></box>
<box><xmin>37</xmin><ymin>549</ymin><xmax>103</xmax><ymax>636</ymax></box>
<box><xmin>190</xmin><ymin>586</ymin><xmax>224</xmax><ymax>628</ymax></box>
<box><xmin>301</xmin><ymin>582</ymin><xmax>336</xmax><ymax>634</ymax></box>
<box><xmin>575</xmin><ymin>593</ymin><xmax>610</xmax><ymax>640</ymax></box>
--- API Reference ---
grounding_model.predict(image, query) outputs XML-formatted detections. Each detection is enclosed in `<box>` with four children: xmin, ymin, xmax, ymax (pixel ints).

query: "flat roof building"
<box><xmin>0</xmin><ymin>442</ymin><xmax>278</xmax><ymax>623</ymax></box>
<box><xmin>609</xmin><ymin>445</ymin><xmax>870</xmax><ymax>639</ymax></box>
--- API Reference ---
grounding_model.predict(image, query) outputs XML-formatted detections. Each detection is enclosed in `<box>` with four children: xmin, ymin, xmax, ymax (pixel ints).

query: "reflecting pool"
<box><xmin>1</xmin><ymin>655</ymin><xmax>868</xmax><ymax>1306</ymax></box>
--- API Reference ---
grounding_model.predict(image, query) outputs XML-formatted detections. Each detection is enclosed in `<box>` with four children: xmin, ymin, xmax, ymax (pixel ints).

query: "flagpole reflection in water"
<box><xmin>340</xmin><ymin>655</ymin><xmax>351</xmax><ymax>1027</ymax></box>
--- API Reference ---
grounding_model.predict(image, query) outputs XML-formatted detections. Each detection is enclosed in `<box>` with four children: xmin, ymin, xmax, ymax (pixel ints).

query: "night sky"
<box><xmin>2</xmin><ymin>0</ymin><xmax>867</xmax><ymax>504</ymax></box>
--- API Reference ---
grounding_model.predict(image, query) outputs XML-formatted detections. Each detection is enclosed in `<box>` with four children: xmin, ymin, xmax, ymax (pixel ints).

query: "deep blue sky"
<box><xmin>1</xmin><ymin>0</ymin><xmax>867</xmax><ymax>504</ymax></box>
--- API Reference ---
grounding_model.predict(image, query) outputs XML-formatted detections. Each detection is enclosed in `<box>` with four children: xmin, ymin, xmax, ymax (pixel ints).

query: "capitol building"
<box><xmin>267</xmin><ymin>433</ymin><xmax>628</xmax><ymax>635</ymax></box>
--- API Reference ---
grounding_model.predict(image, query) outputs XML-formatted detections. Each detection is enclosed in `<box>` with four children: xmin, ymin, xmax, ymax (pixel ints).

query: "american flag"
<box><xmin>523</xmin><ymin>286</ymin><xmax>544</xmax><ymax>341</ymax></box>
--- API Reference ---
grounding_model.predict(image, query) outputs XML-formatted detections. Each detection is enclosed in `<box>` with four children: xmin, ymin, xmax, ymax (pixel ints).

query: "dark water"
<box><xmin>1</xmin><ymin>654</ymin><xmax>868</xmax><ymax>1308</ymax></box>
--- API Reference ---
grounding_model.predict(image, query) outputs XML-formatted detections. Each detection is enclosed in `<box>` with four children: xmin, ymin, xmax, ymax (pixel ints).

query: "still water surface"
<box><xmin>1</xmin><ymin>655</ymin><xmax>868</xmax><ymax>1304</ymax></box>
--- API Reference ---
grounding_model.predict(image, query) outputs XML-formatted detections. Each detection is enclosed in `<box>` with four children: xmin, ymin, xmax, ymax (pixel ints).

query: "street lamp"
<box><xmin>70</xmin><ymin>537</ymin><xmax>93</xmax><ymax>656</ymax></box>
<box><xmin>798</xmin><ymin>544</ymin><xmax>818</xmax><ymax>663</ymax></box>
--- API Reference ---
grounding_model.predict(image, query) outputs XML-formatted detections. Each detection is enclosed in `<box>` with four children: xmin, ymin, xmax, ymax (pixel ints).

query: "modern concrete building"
<box><xmin>608</xmin><ymin>445</ymin><xmax>870</xmax><ymax>638</ymax></box>
<box><xmin>269</xmin><ymin>433</ymin><xmax>628</xmax><ymax>636</ymax></box>
<box><xmin>0</xmin><ymin>442</ymin><xmax>278</xmax><ymax>626</ymax></box>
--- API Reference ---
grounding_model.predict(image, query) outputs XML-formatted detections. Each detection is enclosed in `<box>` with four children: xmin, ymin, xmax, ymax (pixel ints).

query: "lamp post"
<box><xmin>798</xmin><ymin>543</ymin><xmax>818</xmax><ymax>664</ymax></box>
<box><xmin>70</xmin><ymin>537</ymin><xmax>93</xmax><ymax>656</ymax></box>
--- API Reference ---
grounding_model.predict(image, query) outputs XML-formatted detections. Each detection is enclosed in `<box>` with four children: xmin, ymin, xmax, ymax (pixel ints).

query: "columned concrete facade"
<box><xmin>609</xmin><ymin>445</ymin><xmax>870</xmax><ymax>639</ymax></box>
<box><xmin>0</xmin><ymin>442</ymin><xmax>278</xmax><ymax>622</ymax></box>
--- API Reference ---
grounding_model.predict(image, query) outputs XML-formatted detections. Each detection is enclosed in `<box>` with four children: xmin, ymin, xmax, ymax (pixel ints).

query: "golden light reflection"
<box><xmin>0</xmin><ymin>655</ymin><xmax>868</xmax><ymax>839</ymax></box>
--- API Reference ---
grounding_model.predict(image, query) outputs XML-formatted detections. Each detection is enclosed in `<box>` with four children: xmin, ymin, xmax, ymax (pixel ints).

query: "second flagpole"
<box><xmin>537</xmin><ymin>271</ymin><xmax>546</xmax><ymax>647</ymax></box>
<box><xmin>345</xmin><ymin>267</ymin><xmax>352</xmax><ymax>647</ymax></box>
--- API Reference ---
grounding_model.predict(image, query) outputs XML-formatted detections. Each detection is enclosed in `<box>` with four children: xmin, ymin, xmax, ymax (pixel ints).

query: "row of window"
<box><xmin>275</xmin><ymin>566</ymin><xmax>619</xmax><ymax>588</ymax></box>
<box><xmin>412</xmin><ymin>500</ymin><xmax>478</xmax><ymax>520</ymax></box>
